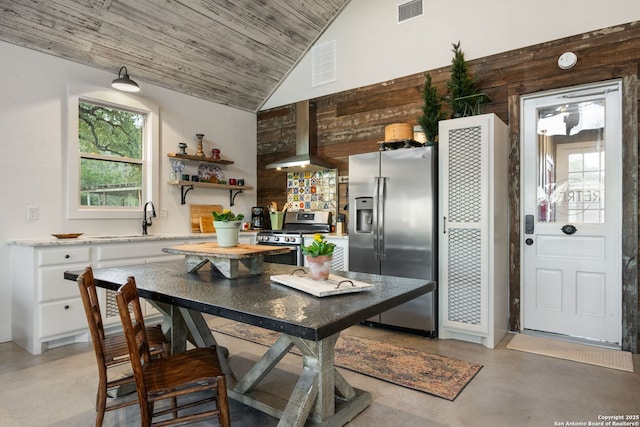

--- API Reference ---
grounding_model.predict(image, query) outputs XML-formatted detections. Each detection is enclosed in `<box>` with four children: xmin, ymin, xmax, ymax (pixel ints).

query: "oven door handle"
<box><xmin>257</xmin><ymin>243</ymin><xmax>304</xmax><ymax>266</ymax></box>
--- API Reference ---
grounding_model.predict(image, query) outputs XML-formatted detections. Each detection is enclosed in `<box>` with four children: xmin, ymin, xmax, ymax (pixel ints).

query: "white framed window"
<box><xmin>65</xmin><ymin>84</ymin><xmax>159</xmax><ymax>219</ymax></box>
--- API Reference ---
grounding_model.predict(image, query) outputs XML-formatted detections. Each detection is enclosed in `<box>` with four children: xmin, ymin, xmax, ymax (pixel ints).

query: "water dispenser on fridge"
<box><xmin>355</xmin><ymin>197</ymin><xmax>373</xmax><ymax>233</ymax></box>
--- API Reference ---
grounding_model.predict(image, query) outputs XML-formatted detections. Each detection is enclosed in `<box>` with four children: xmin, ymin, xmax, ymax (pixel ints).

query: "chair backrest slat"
<box><xmin>77</xmin><ymin>267</ymin><xmax>107</xmax><ymax>364</ymax></box>
<box><xmin>116</xmin><ymin>277</ymin><xmax>151</xmax><ymax>406</ymax></box>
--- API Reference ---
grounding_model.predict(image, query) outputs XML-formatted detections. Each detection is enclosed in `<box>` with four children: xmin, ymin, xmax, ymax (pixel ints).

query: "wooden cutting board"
<box><xmin>189</xmin><ymin>204</ymin><xmax>223</xmax><ymax>232</ymax></box>
<box><xmin>199</xmin><ymin>216</ymin><xmax>215</xmax><ymax>233</ymax></box>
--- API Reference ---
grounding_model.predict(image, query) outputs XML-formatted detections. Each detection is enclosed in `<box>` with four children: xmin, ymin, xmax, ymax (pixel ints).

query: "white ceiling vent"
<box><xmin>398</xmin><ymin>0</ymin><xmax>423</xmax><ymax>23</ymax></box>
<box><xmin>312</xmin><ymin>40</ymin><xmax>336</xmax><ymax>87</ymax></box>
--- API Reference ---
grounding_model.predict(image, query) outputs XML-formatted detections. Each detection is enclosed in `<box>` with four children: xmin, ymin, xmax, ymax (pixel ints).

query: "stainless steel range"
<box><xmin>256</xmin><ymin>211</ymin><xmax>332</xmax><ymax>266</ymax></box>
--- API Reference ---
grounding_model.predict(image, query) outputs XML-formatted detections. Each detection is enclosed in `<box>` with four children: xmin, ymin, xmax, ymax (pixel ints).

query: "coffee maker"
<box><xmin>251</xmin><ymin>206</ymin><xmax>265</xmax><ymax>229</ymax></box>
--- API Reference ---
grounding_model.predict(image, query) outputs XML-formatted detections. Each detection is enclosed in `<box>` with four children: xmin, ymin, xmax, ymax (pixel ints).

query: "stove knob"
<box><xmin>274</xmin><ymin>236</ymin><xmax>279</xmax><ymax>242</ymax></box>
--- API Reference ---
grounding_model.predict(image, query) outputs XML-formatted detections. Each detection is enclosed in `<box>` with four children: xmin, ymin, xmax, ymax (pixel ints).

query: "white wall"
<box><xmin>0</xmin><ymin>41</ymin><xmax>257</xmax><ymax>342</ymax></box>
<box><xmin>262</xmin><ymin>0</ymin><xmax>640</xmax><ymax>109</ymax></box>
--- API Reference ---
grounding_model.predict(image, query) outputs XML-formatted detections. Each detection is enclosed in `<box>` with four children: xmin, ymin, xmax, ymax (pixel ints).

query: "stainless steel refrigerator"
<box><xmin>348</xmin><ymin>146</ymin><xmax>437</xmax><ymax>335</ymax></box>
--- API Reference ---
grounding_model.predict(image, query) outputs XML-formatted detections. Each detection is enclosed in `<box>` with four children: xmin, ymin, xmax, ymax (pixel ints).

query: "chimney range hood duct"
<box><xmin>266</xmin><ymin>100</ymin><xmax>335</xmax><ymax>171</ymax></box>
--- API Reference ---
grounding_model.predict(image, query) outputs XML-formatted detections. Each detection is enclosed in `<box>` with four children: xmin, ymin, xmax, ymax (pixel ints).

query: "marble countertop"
<box><xmin>7</xmin><ymin>230</ymin><xmax>348</xmax><ymax>247</ymax></box>
<box><xmin>5</xmin><ymin>233</ymin><xmax>239</xmax><ymax>247</ymax></box>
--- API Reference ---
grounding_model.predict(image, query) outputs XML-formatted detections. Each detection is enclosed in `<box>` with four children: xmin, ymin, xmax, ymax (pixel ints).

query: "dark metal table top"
<box><xmin>65</xmin><ymin>259</ymin><xmax>435</xmax><ymax>341</ymax></box>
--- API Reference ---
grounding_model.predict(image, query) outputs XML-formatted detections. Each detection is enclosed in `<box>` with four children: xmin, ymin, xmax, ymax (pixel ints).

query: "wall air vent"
<box><xmin>398</xmin><ymin>0</ymin><xmax>423</xmax><ymax>23</ymax></box>
<box><xmin>312</xmin><ymin>40</ymin><xmax>336</xmax><ymax>87</ymax></box>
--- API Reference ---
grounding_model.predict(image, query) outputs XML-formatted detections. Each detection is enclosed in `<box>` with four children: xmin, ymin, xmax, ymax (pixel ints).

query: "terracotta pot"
<box><xmin>306</xmin><ymin>255</ymin><xmax>332</xmax><ymax>280</ymax></box>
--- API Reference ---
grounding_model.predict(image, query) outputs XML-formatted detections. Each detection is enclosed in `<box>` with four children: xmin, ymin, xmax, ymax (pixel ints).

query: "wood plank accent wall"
<box><xmin>257</xmin><ymin>21</ymin><xmax>640</xmax><ymax>352</ymax></box>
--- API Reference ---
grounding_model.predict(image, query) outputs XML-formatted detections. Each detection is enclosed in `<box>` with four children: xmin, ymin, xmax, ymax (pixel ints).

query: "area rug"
<box><xmin>507</xmin><ymin>334</ymin><xmax>634</xmax><ymax>372</ymax></box>
<box><xmin>211</xmin><ymin>322</ymin><xmax>482</xmax><ymax>401</ymax></box>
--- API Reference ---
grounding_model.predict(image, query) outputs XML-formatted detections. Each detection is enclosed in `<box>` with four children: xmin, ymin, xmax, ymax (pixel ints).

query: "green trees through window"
<box><xmin>78</xmin><ymin>101</ymin><xmax>144</xmax><ymax>207</ymax></box>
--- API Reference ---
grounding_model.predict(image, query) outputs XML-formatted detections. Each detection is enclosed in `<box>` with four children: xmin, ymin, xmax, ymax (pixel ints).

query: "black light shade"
<box><xmin>111</xmin><ymin>66</ymin><xmax>140</xmax><ymax>92</ymax></box>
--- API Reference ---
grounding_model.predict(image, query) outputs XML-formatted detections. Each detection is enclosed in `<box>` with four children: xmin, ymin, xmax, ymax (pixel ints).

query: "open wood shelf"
<box><xmin>167</xmin><ymin>152</ymin><xmax>234</xmax><ymax>165</ymax></box>
<box><xmin>168</xmin><ymin>180</ymin><xmax>252</xmax><ymax>190</ymax></box>
<box><xmin>168</xmin><ymin>181</ymin><xmax>252</xmax><ymax>206</ymax></box>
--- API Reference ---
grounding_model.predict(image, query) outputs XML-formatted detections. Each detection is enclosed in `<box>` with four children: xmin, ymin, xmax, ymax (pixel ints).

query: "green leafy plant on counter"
<box><xmin>302</xmin><ymin>234</ymin><xmax>336</xmax><ymax>258</ymax></box>
<box><xmin>212</xmin><ymin>209</ymin><xmax>244</xmax><ymax>222</ymax></box>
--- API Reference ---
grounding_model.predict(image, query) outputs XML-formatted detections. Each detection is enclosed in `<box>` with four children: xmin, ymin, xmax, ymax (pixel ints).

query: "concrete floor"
<box><xmin>1</xmin><ymin>318</ymin><xmax>639</xmax><ymax>427</ymax></box>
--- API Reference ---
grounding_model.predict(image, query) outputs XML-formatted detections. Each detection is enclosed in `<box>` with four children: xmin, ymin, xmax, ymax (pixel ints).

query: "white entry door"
<box><xmin>521</xmin><ymin>81</ymin><xmax>622</xmax><ymax>346</ymax></box>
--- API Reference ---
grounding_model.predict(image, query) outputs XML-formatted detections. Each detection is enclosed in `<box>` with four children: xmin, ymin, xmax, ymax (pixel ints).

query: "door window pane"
<box><xmin>536</xmin><ymin>100</ymin><xmax>605</xmax><ymax>224</ymax></box>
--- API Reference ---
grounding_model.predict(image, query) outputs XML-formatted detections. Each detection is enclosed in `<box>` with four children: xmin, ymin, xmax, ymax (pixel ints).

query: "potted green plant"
<box><xmin>302</xmin><ymin>234</ymin><xmax>336</xmax><ymax>280</ymax></box>
<box><xmin>417</xmin><ymin>72</ymin><xmax>445</xmax><ymax>144</ymax></box>
<box><xmin>212</xmin><ymin>209</ymin><xmax>245</xmax><ymax>247</ymax></box>
<box><xmin>446</xmin><ymin>41</ymin><xmax>478</xmax><ymax>118</ymax></box>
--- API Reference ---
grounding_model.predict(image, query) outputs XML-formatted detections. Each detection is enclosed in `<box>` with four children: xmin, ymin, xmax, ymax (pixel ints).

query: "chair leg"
<box><xmin>217</xmin><ymin>375</ymin><xmax>231</xmax><ymax>427</ymax></box>
<box><xmin>141</xmin><ymin>402</ymin><xmax>153</xmax><ymax>427</ymax></box>
<box><xmin>95</xmin><ymin>375</ymin><xmax>107</xmax><ymax>427</ymax></box>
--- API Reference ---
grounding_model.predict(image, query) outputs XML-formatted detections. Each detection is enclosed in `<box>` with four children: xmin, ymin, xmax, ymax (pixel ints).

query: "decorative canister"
<box><xmin>384</xmin><ymin>123</ymin><xmax>413</xmax><ymax>141</ymax></box>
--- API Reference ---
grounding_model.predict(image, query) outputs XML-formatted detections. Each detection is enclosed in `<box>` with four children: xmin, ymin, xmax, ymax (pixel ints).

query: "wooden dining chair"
<box><xmin>116</xmin><ymin>276</ymin><xmax>230</xmax><ymax>427</ymax></box>
<box><xmin>77</xmin><ymin>267</ymin><xmax>170</xmax><ymax>427</ymax></box>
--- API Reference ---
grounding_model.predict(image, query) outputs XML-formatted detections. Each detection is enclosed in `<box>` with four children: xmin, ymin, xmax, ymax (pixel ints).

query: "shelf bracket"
<box><xmin>230</xmin><ymin>189</ymin><xmax>243</xmax><ymax>206</ymax></box>
<box><xmin>180</xmin><ymin>185</ymin><xmax>195</xmax><ymax>205</ymax></box>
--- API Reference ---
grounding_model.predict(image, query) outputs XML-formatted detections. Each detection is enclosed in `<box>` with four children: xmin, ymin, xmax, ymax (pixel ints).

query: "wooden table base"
<box><xmin>151</xmin><ymin>301</ymin><xmax>372</xmax><ymax>426</ymax></box>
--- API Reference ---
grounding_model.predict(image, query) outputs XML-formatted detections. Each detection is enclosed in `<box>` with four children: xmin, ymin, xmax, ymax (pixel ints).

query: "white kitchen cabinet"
<box><xmin>9</xmin><ymin>235</ymin><xmax>212</xmax><ymax>354</ymax></box>
<box><xmin>239</xmin><ymin>232</ymin><xmax>256</xmax><ymax>245</ymax></box>
<box><xmin>438</xmin><ymin>114</ymin><xmax>509</xmax><ymax>349</ymax></box>
<box><xmin>94</xmin><ymin>240</ymin><xmax>186</xmax><ymax>328</ymax></box>
<box><xmin>303</xmin><ymin>235</ymin><xmax>349</xmax><ymax>272</ymax></box>
<box><xmin>11</xmin><ymin>245</ymin><xmax>92</xmax><ymax>355</ymax></box>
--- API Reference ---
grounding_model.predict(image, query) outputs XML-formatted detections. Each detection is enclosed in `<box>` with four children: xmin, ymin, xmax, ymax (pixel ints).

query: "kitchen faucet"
<box><xmin>142</xmin><ymin>201</ymin><xmax>156</xmax><ymax>235</ymax></box>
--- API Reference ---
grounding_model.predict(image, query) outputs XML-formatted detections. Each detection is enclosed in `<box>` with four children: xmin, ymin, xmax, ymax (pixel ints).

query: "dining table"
<box><xmin>65</xmin><ymin>259</ymin><xmax>435</xmax><ymax>427</ymax></box>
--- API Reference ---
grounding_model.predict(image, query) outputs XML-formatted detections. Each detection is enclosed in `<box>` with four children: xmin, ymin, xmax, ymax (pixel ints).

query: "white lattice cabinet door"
<box><xmin>438</xmin><ymin>114</ymin><xmax>509</xmax><ymax>349</ymax></box>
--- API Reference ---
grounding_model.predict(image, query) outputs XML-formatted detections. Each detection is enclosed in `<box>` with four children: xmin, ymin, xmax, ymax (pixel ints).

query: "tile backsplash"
<box><xmin>286</xmin><ymin>170</ymin><xmax>337</xmax><ymax>212</ymax></box>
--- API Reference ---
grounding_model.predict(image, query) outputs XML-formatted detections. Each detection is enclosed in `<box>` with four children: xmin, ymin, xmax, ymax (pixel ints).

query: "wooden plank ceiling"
<box><xmin>0</xmin><ymin>0</ymin><xmax>350</xmax><ymax>112</ymax></box>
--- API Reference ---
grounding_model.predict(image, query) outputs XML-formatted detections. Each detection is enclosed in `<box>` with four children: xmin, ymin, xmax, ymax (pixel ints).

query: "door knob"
<box><xmin>561</xmin><ymin>224</ymin><xmax>577</xmax><ymax>235</ymax></box>
<box><xmin>525</xmin><ymin>238</ymin><xmax>534</xmax><ymax>246</ymax></box>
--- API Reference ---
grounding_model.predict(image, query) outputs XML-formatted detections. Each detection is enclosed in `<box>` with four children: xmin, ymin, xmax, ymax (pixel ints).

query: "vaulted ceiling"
<box><xmin>0</xmin><ymin>0</ymin><xmax>351</xmax><ymax>112</ymax></box>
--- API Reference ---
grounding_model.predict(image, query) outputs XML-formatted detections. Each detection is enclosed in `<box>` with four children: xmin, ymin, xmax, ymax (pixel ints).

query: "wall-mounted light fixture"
<box><xmin>557</xmin><ymin>52</ymin><xmax>578</xmax><ymax>70</ymax></box>
<box><xmin>111</xmin><ymin>66</ymin><xmax>140</xmax><ymax>92</ymax></box>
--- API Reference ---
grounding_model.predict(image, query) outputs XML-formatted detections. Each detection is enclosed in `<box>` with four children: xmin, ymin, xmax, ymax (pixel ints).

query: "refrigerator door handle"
<box><xmin>378</xmin><ymin>176</ymin><xmax>386</xmax><ymax>260</ymax></box>
<box><xmin>373</xmin><ymin>176</ymin><xmax>380</xmax><ymax>260</ymax></box>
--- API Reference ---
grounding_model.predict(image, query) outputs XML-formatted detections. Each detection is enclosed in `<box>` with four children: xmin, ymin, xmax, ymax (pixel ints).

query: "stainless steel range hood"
<box><xmin>266</xmin><ymin>100</ymin><xmax>335</xmax><ymax>171</ymax></box>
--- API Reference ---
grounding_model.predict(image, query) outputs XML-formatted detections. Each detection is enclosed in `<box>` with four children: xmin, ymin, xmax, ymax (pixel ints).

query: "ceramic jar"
<box><xmin>214</xmin><ymin>221</ymin><xmax>241</xmax><ymax>247</ymax></box>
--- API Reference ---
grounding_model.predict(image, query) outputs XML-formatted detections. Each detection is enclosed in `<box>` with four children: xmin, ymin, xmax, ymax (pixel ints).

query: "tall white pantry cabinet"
<box><xmin>438</xmin><ymin>113</ymin><xmax>509</xmax><ymax>349</ymax></box>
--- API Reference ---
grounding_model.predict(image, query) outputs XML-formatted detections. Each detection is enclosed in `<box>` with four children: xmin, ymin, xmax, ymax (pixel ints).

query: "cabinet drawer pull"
<box><xmin>65</xmin><ymin>254</ymin><xmax>70</xmax><ymax>259</ymax></box>
<box><xmin>64</xmin><ymin>305</ymin><xmax>70</xmax><ymax>310</ymax></box>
